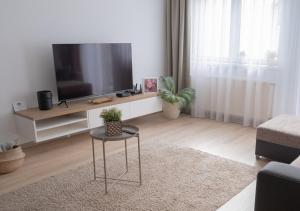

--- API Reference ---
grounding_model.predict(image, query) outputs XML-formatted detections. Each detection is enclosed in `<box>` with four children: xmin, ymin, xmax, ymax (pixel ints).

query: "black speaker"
<box><xmin>37</xmin><ymin>90</ymin><xmax>53</xmax><ymax>110</ymax></box>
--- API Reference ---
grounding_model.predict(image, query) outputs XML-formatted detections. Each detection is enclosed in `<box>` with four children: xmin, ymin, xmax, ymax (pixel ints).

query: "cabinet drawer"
<box><xmin>130</xmin><ymin>97</ymin><xmax>162</xmax><ymax>118</ymax></box>
<box><xmin>88</xmin><ymin>107</ymin><xmax>108</xmax><ymax>129</ymax></box>
<box><xmin>113</xmin><ymin>102</ymin><xmax>131</xmax><ymax>120</ymax></box>
<box><xmin>88</xmin><ymin>102</ymin><xmax>131</xmax><ymax>129</ymax></box>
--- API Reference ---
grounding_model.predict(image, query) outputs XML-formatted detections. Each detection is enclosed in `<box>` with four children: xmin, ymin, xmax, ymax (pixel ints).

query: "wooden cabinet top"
<box><xmin>15</xmin><ymin>93</ymin><xmax>158</xmax><ymax>121</ymax></box>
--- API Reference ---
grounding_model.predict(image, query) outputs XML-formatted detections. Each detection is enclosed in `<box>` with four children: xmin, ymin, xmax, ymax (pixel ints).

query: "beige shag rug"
<box><xmin>0</xmin><ymin>143</ymin><xmax>256</xmax><ymax>211</ymax></box>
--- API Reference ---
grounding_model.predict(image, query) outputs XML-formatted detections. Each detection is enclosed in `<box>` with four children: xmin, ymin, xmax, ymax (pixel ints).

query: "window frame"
<box><xmin>191</xmin><ymin>0</ymin><xmax>280</xmax><ymax>67</ymax></box>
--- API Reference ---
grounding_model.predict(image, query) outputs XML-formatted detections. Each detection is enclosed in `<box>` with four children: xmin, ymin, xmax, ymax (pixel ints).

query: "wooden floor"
<box><xmin>0</xmin><ymin>113</ymin><xmax>267</xmax><ymax>210</ymax></box>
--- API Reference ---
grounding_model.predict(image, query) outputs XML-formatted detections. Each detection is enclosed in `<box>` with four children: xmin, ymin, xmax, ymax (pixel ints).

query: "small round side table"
<box><xmin>89</xmin><ymin>124</ymin><xmax>142</xmax><ymax>194</ymax></box>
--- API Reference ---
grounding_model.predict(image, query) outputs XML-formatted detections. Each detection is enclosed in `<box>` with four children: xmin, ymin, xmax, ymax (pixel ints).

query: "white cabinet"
<box><xmin>15</xmin><ymin>95</ymin><xmax>162</xmax><ymax>143</ymax></box>
<box><xmin>87</xmin><ymin>107</ymin><xmax>106</xmax><ymax>129</ymax></box>
<box><xmin>88</xmin><ymin>97</ymin><xmax>161</xmax><ymax>129</ymax></box>
<box><xmin>15</xmin><ymin>115</ymin><xmax>36</xmax><ymax>142</ymax></box>
<box><xmin>114</xmin><ymin>102</ymin><xmax>131</xmax><ymax>120</ymax></box>
<box><xmin>87</xmin><ymin>102</ymin><xmax>131</xmax><ymax>129</ymax></box>
<box><xmin>130</xmin><ymin>97</ymin><xmax>162</xmax><ymax>118</ymax></box>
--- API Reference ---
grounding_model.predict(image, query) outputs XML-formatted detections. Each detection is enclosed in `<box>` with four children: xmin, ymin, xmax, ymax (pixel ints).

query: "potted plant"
<box><xmin>159</xmin><ymin>76</ymin><xmax>195</xmax><ymax>119</ymax></box>
<box><xmin>100</xmin><ymin>108</ymin><xmax>123</xmax><ymax>136</ymax></box>
<box><xmin>0</xmin><ymin>139</ymin><xmax>25</xmax><ymax>174</ymax></box>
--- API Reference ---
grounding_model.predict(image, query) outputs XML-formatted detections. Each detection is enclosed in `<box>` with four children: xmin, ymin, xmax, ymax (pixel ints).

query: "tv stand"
<box><xmin>14</xmin><ymin>93</ymin><xmax>162</xmax><ymax>144</ymax></box>
<box><xmin>57</xmin><ymin>100</ymin><xmax>69</xmax><ymax>108</ymax></box>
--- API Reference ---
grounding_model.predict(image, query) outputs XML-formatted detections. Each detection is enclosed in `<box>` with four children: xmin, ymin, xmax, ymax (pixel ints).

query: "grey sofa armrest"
<box><xmin>255</xmin><ymin>162</ymin><xmax>300</xmax><ymax>211</ymax></box>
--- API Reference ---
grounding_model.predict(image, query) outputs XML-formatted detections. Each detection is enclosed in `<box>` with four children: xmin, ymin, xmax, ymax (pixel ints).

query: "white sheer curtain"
<box><xmin>190</xmin><ymin>0</ymin><xmax>300</xmax><ymax>127</ymax></box>
<box><xmin>273</xmin><ymin>0</ymin><xmax>300</xmax><ymax>116</ymax></box>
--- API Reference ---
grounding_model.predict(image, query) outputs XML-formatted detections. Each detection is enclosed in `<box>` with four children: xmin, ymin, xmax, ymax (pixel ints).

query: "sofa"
<box><xmin>255</xmin><ymin>157</ymin><xmax>300</xmax><ymax>211</ymax></box>
<box><xmin>255</xmin><ymin>114</ymin><xmax>300</xmax><ymax>163</ymax></box>
<box><xmin>255</xmin><ymin>115</ymin><xmax>300</xmax><ymax>211</ymax></box>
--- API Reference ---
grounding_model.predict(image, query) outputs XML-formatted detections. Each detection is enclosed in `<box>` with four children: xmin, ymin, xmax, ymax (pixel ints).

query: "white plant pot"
<box><xmin>162</xmin><ymin>101</ymin><xmax>181</xmax><ymax>119</ymax></box>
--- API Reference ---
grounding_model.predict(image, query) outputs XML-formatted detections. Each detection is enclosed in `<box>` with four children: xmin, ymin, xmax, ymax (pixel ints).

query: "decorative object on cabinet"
<box><xmin>143</xmin><ymin>77</ymin><xmax>158</xmax><ymax>93</ymax></box>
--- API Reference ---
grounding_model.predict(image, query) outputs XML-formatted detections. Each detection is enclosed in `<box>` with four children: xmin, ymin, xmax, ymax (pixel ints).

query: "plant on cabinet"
<box><xmin>159</xmin><ymin>76</ymin><xmax>195</xmax><ymax>119</ymax></box>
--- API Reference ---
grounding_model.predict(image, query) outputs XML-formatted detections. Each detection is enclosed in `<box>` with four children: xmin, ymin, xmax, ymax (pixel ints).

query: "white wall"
<box><xmin>0</xmin><ymin>0</ymin><xmax>166</xmax><ymax>142</ymax></box>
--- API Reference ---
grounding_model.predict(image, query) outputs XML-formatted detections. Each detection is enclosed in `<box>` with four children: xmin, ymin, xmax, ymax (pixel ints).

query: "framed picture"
<box><xmin>143</xmin><ymin>77</ymin><xmax>158</xmax><ymax>93</ymax></box>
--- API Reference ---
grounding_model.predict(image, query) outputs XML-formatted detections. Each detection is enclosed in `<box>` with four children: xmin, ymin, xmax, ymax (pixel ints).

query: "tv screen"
<box><xmin>52</xmin><ymin>43</ymin><xmax>133</xmax><ymax>101</ymax></box>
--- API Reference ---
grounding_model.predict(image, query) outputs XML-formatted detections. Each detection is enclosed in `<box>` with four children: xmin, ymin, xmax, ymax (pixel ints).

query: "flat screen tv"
<box><xmin>52</xmin><ymin>43</ymin><xmax>133</xmax><ymax>101</ymax></box>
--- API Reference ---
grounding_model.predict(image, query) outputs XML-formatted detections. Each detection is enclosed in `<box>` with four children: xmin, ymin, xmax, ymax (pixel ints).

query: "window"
<box><xmin>191</xmin><ymin>0</ymin><xmax>280</xmax><ymax>65</ymax></box>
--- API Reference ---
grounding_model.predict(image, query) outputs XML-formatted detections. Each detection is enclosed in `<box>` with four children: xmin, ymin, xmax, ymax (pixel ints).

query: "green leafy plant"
<box><xmin>159</xmin><ymin>76</ymin><xmax>195</xmax><ymax>109</ymax></box>
<box><xmin>0</xmin><ymin>139</ymin><xmax>18</xmax><ymax>152</ymax></box>
<box><xmin>100</xmin><ymin>108</ymin><xmax>122</xmax><ymax>122</ymax></box>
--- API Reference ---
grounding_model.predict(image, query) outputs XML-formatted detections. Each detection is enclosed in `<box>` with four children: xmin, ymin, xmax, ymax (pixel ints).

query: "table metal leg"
<box><xmin>137</xmin><ymin>134</ymin><xmax>142</xmax><ymax>185</ymax></box>
<box><xmin>91</xmin><ymin>129</ymin><xmax>142</xmax><ymax>193</ymax></box>
<box><xmin>102</xmin><ymin>140</ymin><xmax>108</xmax><ymax>194</ymax></box>
<box><xmin>125</xmin><ymin>139</ymin><xmax>128</xmax><ymax>172</ymax></box>
<box><xmin>92</xmin><ymin>138</ymin><xmax>96</xmax><ymax>180</ymax></box>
